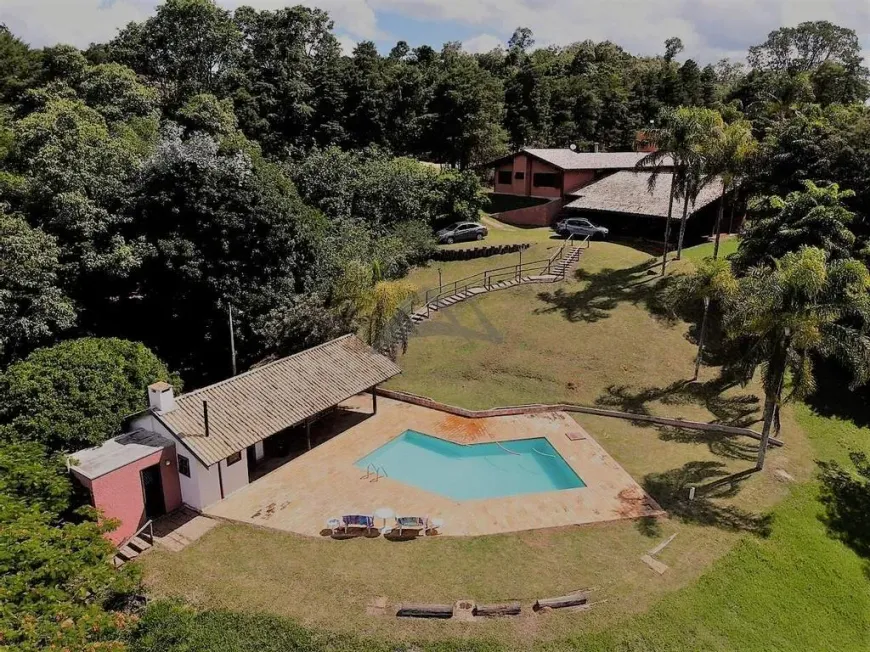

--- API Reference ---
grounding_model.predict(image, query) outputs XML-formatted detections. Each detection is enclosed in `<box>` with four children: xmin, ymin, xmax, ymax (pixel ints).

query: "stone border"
<box><xmin>376</xmin><ymin>388</ymin><xmax>784</xmax><ymax>448</ymax></box>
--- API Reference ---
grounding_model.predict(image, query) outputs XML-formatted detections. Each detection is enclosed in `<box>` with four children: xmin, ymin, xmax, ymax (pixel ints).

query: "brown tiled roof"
<box><xmin>159</xmin><ymin>335</ymin><xmax>401</xmax><ymax>466</ymax></box>
<box><xmin>565</xmin><ymin>171</ymin><xmax>723</xmax><ymax>218</ymax></box>
<box><xmin>523</xmin><ymin>148</ymin><xmax>674</xmax><ymax>170</ymax></box>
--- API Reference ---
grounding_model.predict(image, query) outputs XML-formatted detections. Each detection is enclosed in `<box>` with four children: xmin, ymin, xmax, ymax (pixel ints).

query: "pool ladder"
<box><xmin>365</xmin><ymin>463</ymin><xmax>388</xmax><ymax>482</ymax></box>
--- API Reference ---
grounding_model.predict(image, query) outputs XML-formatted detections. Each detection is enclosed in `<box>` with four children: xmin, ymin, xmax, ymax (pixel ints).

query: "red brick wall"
<box><xmin>495</xmin><ymin>198</ymin><xmax>564</xmax><ymax>227</ymax></box>
<box><xmin>77</xmin><ymin>446</ymin><xmax>183</xmax><ymax>545</ymax></box>
<box><xmin>563</xmin><ymin>170</ymin><xmax>596</xmax><ymax>193</ymax></box>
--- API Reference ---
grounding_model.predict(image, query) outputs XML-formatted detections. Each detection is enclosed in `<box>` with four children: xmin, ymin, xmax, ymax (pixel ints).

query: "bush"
<box><xmin>0</xmin><ymin>337</ymin><xmax>179</xmax><ymax>452</ymax></box>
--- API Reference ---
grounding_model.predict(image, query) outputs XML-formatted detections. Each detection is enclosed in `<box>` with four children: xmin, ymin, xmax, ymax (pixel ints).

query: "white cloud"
<box><xmin>335</xmin><ymin>34</ymin><xmax>358</xmax><ymax>55</ymax></box>
<box><xmin>463</xmin><ymin>33</ymin><xmax>503</xmax><ymax>54</ymax></box>
<box><xmin>2</xmin><ymin>0</ymin><xmax>381</xmax><ymax>47</ymax></box>
<box><xmin>2</xmin><ymin>0</ymin><xmax>153</xmax><ymax>48</ymax></box>
<box><xmin>3</xmin><ymin>0</ymin><xmax>868</xmax><ymax>65</ymax></box>
<box><xmin>371</xmin><ymin>0</ymin><xmax>870</xmax><ymax>63</ymax></box>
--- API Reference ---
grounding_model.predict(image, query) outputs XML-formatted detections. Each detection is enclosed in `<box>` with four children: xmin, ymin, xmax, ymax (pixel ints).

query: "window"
<box><xmin>497</xmin><ymin>170</ymin><xmax>512</xmax><ymax>185</ymax></box>
<box><xmin>226</xmin><ymin>451</ymin><xmax>242</xmax><ymax>466</ymax></box>
<box><xmin>177</xmin><ymin>454</ymin><xmax>191</xmax><ymax>478</ymax></box>
<box><xmin>533</xmin><ymin>173</ymin><xmax>559</xmax><ymax>188</ymax></box>
<box><xmin>514</xmin><ymin>172</ymin><xmax>525</xmax><ymax>180</ymax></box>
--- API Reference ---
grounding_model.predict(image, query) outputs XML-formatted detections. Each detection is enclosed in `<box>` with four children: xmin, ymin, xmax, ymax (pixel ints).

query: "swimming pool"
<box><xmin>356</xmin><ymin>430</ymin><xmax>585</xmax><ymax>501</ymax></box>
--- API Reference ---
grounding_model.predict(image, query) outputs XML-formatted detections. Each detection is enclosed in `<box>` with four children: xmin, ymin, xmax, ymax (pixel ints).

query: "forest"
<box><xmin>1</xmin><ymin>1</ymin><xmax>870</xmax><ymax>649</ymax></box>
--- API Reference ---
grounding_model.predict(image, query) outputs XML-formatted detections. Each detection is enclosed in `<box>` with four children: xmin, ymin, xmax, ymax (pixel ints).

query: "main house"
<box><xmin>68</xmin><ymin>334</ymin><xmax>401</xmax><ymax>544</ymax></box>
<box><xmin>490</xmin><ymin>148</ymin><xmax>669</xmax><ymax>200</ymax></box>
<box><xmin>485</xmin><ymin>147</ymin><xmax>732</xmax><ymax>240</ymax></box>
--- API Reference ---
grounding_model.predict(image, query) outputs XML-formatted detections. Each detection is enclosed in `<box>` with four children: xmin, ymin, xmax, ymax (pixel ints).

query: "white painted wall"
<box><xmin>130</xmin><ymin>413</ymin><xmax>222</xmax><ymax>511</ymax></box>
<box><xmin>219</xmin><ymin>452</ymin><xmax>249</xmax><ymax>497</ymax></box>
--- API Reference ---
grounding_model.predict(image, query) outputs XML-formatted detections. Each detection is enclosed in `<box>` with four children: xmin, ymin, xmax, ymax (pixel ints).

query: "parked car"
<box><xmin>554</xmin><ymin>217</ymin><xmax>609</xmax><ymax>239</ymax></box>
<box><xmin>437</xmin><ymin>222</ymin><xmax>488</xmax><ymax>244</ymax></box>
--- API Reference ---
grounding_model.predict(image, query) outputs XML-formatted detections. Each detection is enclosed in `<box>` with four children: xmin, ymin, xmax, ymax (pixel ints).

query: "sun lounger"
<box><xmin>336</xmin><ymin>514</ymin><xmax>374</xmax><ymax>534</ymax></box>
<box><xmin>393</xmin><ymin>516</ymin><xmax>429</xmax><ymax>536</ymax></box>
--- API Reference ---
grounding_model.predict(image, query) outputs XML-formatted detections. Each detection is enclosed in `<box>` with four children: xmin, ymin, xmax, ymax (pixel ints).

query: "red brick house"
<box><xmin>489</xmin><ymin>149</ymin><xmax>671</xmax><ymax>199</ymax></box>
<box><xmin>485</xmin><ymin>148</ymin><xmax>675</xmax><ymax>226</ymax></box>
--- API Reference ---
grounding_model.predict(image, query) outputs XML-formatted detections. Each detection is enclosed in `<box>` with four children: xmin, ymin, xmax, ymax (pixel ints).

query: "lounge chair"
<box><xmin>392</xmin><ymin>516</ymin><xmax>429</xmax><ymax>537</ymax></box>
<box><xmin>335</xmin><ymin>514</ymin><xmax>374</xmax><ymax>535</ymax></box>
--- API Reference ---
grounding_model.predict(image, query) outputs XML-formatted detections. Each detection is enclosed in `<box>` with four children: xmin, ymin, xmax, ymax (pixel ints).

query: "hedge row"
<box><xmin>431</xmin><ymin>243</ymin><xmax>530</xmax><ymax>261</ymax></box>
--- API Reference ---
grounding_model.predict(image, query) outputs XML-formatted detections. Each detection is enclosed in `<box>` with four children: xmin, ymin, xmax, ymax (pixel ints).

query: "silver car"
<box><xmin>554</xmin><ymin>217</ymin><xmax>609</xmax><ymax>239</ymax></box>
<box><xmin>437</xmin><ymin>222</ymin><xmax>488</xmax><ymax>244</ymax></box>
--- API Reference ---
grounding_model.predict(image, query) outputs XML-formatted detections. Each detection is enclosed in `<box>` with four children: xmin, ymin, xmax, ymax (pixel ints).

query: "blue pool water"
<box><xmin>356</xmin><ymin>430</ymin><xmax>585</xmax><ymax>501</ymax></box>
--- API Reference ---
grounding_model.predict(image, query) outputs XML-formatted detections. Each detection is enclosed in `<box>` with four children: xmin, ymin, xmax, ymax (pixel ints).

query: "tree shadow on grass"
<box><xmin>644</xmin><ymin>461</ymin><xmax>772</xmax><ymax>536</ymax></box>
<box><xmin>805</xmin><ymin>360</ymin><xmax>870</xmax><ymax>429</ymax></box>
<box><xmin>596</xmin><ymin>377</ymin><xmax>762</xmax><ymax>460</ymax></box>
<box><xmin>535</xmin><ymin>259</ymin><xmax>666</xmax><ymax>323</ymax></box>
<box><xmin>817</xmin><ymin>453</ymin><xmax>870</xmax><ymax>562</ymax></box>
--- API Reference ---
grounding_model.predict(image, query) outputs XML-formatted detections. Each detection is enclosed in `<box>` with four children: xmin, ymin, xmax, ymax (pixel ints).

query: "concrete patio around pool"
<box><xmin>205</xmin><ymin>394</ymin><xmax>663</xmax><ymax>536</ymax></box>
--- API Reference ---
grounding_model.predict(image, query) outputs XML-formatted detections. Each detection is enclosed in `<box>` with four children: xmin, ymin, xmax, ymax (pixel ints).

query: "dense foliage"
<box><xmin>1</xmin><ymin>4</ymin><xmax>870</xmax><ymax>648</ymax></box>
<box><xmin>0</xmin><ymin>337</ymin><xmax>178</xmax><ymax>452</ymax></box>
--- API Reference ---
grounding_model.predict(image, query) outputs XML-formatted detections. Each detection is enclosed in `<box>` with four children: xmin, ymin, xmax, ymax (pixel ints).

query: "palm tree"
<box><xmin>722</xmin><ymin>247</ymin><xmax>870</xmax><ymax>469</ymax></box>
<box><xmin>704</xmin><ymin>120</ymin><xmax>758</xmax><ymax>260</ymax></box>
<box><xmin>333</xmin><ymin>259</ymin><xmax>417</xmax><ymax>354</ymax></box>
<box><xmin>733</xmin><ymin>180</ymin><xmax>857</xmax><ymax>273</ymax></box>
<box><xmin>638</xmin><ymin>107</ymin><xmax>722</xmax><ymax>274</ymax></box>
<box><xmin>691</xmin><ymin>120</ymin><xmax>758</xmax><ymax>380</ymax></box>
<box><xmin>359</xmin><ymin>261</ymin><xmax>416</xmax><ymax>352</ymax></box>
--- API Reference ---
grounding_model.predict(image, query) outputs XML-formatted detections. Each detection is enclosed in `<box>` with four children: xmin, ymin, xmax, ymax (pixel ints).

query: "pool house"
<box><xmin>69</xmin><ymin>334</ymin><xmax>401</xmax><ymax>543</ymax></box>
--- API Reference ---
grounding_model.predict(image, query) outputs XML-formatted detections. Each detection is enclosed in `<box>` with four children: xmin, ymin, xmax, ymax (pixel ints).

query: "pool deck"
<box><xmin>205</xmin><ymin>394</ymin><xmax>663</xmax><ymax>537</ymax></box>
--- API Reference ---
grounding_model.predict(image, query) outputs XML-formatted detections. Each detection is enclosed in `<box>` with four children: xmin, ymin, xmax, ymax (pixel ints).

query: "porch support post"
<box><xmin>306</xmin><ymin>420</ymin><xmax>311</xmax><ymax>451</ymax></box>
<box><xmin>372</xmin><ymin>385</ymin><xmax>378</xmax><ymax>414</ymax></box>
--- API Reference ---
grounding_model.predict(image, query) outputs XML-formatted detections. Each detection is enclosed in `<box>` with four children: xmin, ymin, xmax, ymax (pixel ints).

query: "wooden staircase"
<box><xmin>407</xmin><ymin>244</ymin><xmax>583</xmax><ymax>328</ymax></box>
<box><xmin>113</xmin><ymin>521</ymin><xmax>154</xmax><ymax>568</ymax></box>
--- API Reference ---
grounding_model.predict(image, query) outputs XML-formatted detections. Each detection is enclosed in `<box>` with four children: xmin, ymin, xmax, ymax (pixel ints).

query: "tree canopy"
<box><xmin>0</xmin><ymin>337</ymin><xmax>178</xmax><ymax>453</ymax></box>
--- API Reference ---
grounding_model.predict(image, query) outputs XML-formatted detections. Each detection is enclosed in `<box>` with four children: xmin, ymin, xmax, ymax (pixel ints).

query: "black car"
<box><xmin>437</xmin><ymin>222</ymin><xmax>488</xmax><ymax>244</ymax></box>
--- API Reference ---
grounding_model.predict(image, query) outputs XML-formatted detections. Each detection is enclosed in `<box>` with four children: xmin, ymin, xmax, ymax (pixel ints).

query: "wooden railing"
<box><xmin>375</xmin><ymin>236</ymin><xmax>584</xmax><ymax>354</ymax></box>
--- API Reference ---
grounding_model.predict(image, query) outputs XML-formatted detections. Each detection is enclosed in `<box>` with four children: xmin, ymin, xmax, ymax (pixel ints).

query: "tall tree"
<box><xmin>0</xmin><ymin>212</ymin><xmax>75</xmax><ymax>364</ymax></box>
<box><xmin>108</xmin><ymin>0</ymin><xmax>241</xmax><ymax>108</ymax></box>
<box><xmin>734</xmin><ymin>181</ymin><xmax>857</xmax><ymax>272</ymax></box>
<box><xmin>722</xmin><ymin>247</ymin><xmax>870</xmax><ymax>469</ymax></box>
<box><xmin>429</xmin><ymin>45</ymin><xmax>507</xmax><ymax>168</ymax></box>
<box><xmin>639</xmin><ymin>107</ymin><xmax>722</xmax><ymax>273</ymax></box>
<box><xmin>705</xmin><ymin>119</ymin><xmax>758</xmax><ymax>259</ymax></box>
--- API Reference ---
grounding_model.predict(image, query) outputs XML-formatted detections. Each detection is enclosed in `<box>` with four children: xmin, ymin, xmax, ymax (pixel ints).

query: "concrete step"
<box><xmin>127</xmin><ymin>536</ymin><xmax>152</xmax><ymax>553</ymax></box>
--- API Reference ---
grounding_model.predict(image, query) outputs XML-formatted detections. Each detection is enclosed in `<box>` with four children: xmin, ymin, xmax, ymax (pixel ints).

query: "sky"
<box><xmin>2</xmin><ymin>0</ymin><xmax>869</xmax><ymax>65</ymax></box>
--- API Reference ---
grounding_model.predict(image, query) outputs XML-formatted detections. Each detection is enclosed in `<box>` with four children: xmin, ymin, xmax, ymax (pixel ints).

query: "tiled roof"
<box><xmin>565</xmin><ymin>171</ymin><xmax>723</xmax><ymax>218</ymax></box>
<box><xmin>159</xmin><ymin>335</ymin><xmax>401</xmax><ymax>466</ymax></box>
<box><xmin>70</xmin><ymin>429</ymin><xmax>175</xmax><ymax>480</ymax></box>
<box><xmin>520</xmin><ymin>149</ymin><xmax>673</xmax><ymax>171</ymax></box>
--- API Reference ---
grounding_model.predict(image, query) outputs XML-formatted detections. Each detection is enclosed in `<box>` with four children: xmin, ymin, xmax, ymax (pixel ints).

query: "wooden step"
<box><xmin>127</xmin><ymin>536</ymin><xmax>152</xmax><ymax>553</ymax></box>
<box><xmin>116</xmin><ymin>545</ymin><xmax>139</xmax><ymax>561</ymax></box>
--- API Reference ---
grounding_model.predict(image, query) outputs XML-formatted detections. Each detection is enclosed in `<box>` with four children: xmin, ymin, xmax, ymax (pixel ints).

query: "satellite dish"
<box><xmin>569</xmin><ymin>144</ymin><xmax>577</xmax><ymax>151</ymax></box>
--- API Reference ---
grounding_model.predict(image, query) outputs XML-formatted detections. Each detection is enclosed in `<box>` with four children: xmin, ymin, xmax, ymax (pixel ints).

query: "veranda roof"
<box><xmin>564</xmin><ymin>171</ymin><xmax>723</xmax><ymax>218</ymax></box>
<box><xmin>157</xmin><ymin>334</ymin><xmax>401</xmax><ymax>466</ymax></box>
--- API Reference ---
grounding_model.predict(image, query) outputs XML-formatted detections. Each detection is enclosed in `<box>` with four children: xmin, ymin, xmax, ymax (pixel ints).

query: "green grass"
<box><xmin>682</xmin><ymin>237</ymin><xmax>740</xmax><ymax>262</ymax></box>
<box><xmin>139</xmin><ymin>240</ymin><xmax>870</xmax><ymax>651</ymax></box>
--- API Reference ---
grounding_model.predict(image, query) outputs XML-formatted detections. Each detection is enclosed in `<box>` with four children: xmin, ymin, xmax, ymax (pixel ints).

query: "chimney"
<box><xmin>148</xmin><ymin>382</ymin><xmax>176</xmax><ymax>414</ymax></box>
<box><xmin>593</xmin><ymin>142</ymin><xmax>600</xmax><ymax>153</ymax></box>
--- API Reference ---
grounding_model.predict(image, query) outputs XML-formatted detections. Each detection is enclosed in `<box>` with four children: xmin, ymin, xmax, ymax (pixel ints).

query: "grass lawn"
<box><xmin>681</xmin><ymin>236</ymin><xmax>740</xmax><ymax>261</ymax></box>
<box><xmin>140</xmin><ymin>234</ymin><xmax>870</xmax><ymax>651</ymax></box>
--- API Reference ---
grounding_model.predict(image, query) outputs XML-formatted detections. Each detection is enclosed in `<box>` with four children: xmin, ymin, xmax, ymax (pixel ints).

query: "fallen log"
<box><xmin>473</xmin><ymin>602</ymin><xmax>522</xmax><ymax>617</ymax></box>
<box><xmin>396</xmin><ymin>603</ymin><xmax>453</xmax><ymax>619</ymax></box>
<box><xmin>534</xmin><ymin>591</ymin><xmax>589</xmax><ymax>611</ymax></box>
